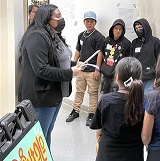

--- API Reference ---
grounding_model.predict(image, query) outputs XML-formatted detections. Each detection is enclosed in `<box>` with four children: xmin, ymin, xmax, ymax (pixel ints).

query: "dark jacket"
<box><xmin>18</xmin><ymin>30</ymin><xmax>73</xmax><ymax>107</ymax></box>
<box><xmin>103</xmin><ymin>19</ymin><xmax>131</xmax><ymax>78</ymax></box>
<box><xmin>131</xmin><ymin>18</ymin><xmax>160</xmax><ymax>81</ymax></box>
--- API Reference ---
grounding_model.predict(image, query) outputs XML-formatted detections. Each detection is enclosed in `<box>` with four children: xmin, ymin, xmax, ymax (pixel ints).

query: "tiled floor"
<box><xmin>51</xmin><ymin>102</ymin><xmax>96</xmax><ymax>161</ymax></box>
<box><xmin>51</xmin><ymin>101</ymin><xmax>147</xmax><ymax>161</ymax></box>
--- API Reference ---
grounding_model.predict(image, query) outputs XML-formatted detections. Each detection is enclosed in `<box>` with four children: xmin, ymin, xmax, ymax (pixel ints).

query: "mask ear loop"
<box><xmin>124</xmin><ymin>77</ymin><xmax>133</xmax><ymax>87</ymax></box>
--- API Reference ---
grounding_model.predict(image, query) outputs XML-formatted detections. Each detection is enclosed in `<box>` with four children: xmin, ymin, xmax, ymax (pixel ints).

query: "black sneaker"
<box><xmin>66</xmin><ymin>109</ymin><xmax>79</xmax><ymax>122</ymax></box>
<box><xmin>86</xmin><ymin>113</ymin><xmax>94</xmax><ymax>126</ymax></box>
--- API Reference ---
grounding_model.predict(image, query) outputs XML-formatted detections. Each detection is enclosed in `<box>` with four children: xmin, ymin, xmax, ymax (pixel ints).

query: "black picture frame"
<box><xmin>31</xmin><ymin>0</ymin><xmax>49</xmax><ymax>6</ymax></box>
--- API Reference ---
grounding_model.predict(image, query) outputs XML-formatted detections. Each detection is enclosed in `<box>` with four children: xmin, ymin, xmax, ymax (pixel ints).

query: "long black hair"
<box><xmin>33</xmin><ymin>4</ymin><xmax>67</xmax><ymax>46</ymax></box>
<box><xmin>115</xmin><ymin>57</ymin><xmax>144</xmax><ymax>125</ymax></box>
<box><xmin>19</xmin><ymin>4</ymin><xmax>57</xmax><ymax>51</ymax></box>
<box><xmin>148</xmin><ymin>55</ymin><xmax>160</xmax><ymax>116</ymax></box>
<box><xmin>19</xmin><ymin>4</ymin><xmax>68</xmax><ymax>62</ymax></box>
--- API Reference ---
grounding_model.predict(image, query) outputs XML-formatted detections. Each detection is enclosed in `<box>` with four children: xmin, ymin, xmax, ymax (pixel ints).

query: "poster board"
<box><xmin>0</xmin><ymin>100</ymin><xmax>53</xmax><ymax>161</ymax></box>
<box><xmin>3</xmin><ymin>121</ymin><xmax>52</xmax><ymax>161</ymax></box>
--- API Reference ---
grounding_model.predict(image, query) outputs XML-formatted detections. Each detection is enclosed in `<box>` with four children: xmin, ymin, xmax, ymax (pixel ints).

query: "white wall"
<box><xmin>0</xmin><ymin>0</ymin><xmax>24</xmax><ymax>117</ymax></box>
<box><xmin>138</xmin><ymin>0</ymin><xmax>160</xmax><ymax>37</ymax></box>
<box><xmin>51</xmin><ymin>0</ymin><xmax>138</xmax><ymax>47</ymax></box>
<box><xmin>0</xmin><ymin>0</ymin><xmax>16</xmax><ymax>116</ymax></box>
<box><xmin>50</xmin><ymin>0</ymin><xmax>138</xmax><ymax>107</ymax></box>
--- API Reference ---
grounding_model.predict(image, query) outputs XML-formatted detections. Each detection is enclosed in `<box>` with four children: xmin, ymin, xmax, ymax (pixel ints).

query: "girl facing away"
<box><xmin>141</xmin><ymin>55</ymin><xmax>160</xmax><ymax>161</ymax></box>
<box><xmin>90</xmin><ymin>57</ymin><xmax>144</xmax><ymax>161</ymax></box>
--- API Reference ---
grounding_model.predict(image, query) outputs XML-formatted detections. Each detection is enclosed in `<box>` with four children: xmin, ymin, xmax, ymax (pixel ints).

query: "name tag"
<box><xmin>135</xmin><ymin>47</ymin><xmax>141</xmax><ymax>53</ymax></box>
<box><xmin>80</xmin><ymin>40</ymin><xmax>83</xmax><ymax>45</ymax></box>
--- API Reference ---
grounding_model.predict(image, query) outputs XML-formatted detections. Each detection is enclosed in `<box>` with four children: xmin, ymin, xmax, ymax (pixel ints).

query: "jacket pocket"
<box><xmin>142</xmin><ymin>66</ymin><xmax>155</xmax><ymax>80</ymax></box>
<box><xmin>35</xmin><ymin>79</ymin><xmax>51</xmax><ymax>92</ymax></box>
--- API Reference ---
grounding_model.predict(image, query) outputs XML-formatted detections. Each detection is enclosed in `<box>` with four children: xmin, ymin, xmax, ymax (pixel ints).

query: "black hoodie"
<box><xmin>103</xmin><ymin>19</ymin><xmax>131</xmax><ymax>78</ymax></box>
<box><xmin>131</xmin><ymin>18</ymin><xmax>160</xmax><ymax>81</ymax></box>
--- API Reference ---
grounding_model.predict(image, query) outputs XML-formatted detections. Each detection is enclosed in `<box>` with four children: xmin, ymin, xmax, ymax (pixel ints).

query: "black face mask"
<box><xmin>54</xmin><ymin>18</ymin><xmax>65</xmax><ymax>33</ymax></box>
<box><xmin>136</xmin><ymin>28</ymin><xmax>144</xmax><ymax>38</ymax></box>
